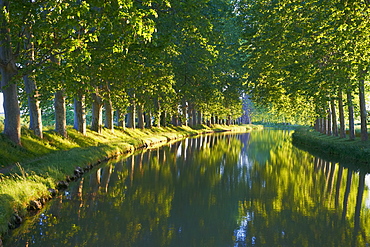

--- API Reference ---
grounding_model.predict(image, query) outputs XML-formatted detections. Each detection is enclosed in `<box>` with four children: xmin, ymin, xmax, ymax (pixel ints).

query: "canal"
<box><xmin>5</xmin><ymin>129</ymin><xmax>370</xmax><ymax>246</ymax></box>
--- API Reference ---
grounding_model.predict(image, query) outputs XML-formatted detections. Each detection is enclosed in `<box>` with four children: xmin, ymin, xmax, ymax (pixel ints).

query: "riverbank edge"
<box><xmin>291</xmin><ymin>127</ymin><xmax>370</xmax><ymax>166</ymax></box>
<box><xmin>0</xmin><ymin>124</ymin><xmax>262</xmax><ymax>243</ymax></box>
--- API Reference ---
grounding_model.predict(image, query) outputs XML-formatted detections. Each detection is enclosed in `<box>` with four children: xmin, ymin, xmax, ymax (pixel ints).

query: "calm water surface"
<box><xmin>6</xmin><ymin>130</ymin><xmax>370</xmax><ymax>246</ymax></box>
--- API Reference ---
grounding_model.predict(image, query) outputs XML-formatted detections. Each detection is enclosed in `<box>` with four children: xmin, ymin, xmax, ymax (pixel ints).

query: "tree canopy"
<box><xmin>1</xmin><ymin>0</ymin><xmax>369</xmax><ymax>144</ymax></box>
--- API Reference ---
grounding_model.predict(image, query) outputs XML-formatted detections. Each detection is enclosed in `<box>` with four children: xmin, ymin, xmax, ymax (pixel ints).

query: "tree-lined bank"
<box><xmin>239</xmin><ymin>0</ymin><xmax>370</xmax><ymax>139</ymax></box>
<box><xmin>0</xmin><ymin>0</ymin><xmax>247</xmax><ymax>146</ymax></box>
<box><xmin>0</xmin><ymin>124</ymin><xmax>261</xmax><ymax>242</ymax></box>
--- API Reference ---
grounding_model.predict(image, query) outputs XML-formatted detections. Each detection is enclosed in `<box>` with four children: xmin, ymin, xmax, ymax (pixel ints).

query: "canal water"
<box><xmin>5</xmin><ymin>130</ymin><xmax>370</xmax><ymax>246</ymax></box>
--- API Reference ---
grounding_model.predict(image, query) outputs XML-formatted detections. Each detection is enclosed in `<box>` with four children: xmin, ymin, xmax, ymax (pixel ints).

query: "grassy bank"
<box><xmin>292</xmin><ymin>127</ymin><xmax>370</xmax><ymax>165</ymax></box>
<box><xmin>0</xmin><ymin>124</ymin><xmax>262</xmax><ymax>240</ymax></box>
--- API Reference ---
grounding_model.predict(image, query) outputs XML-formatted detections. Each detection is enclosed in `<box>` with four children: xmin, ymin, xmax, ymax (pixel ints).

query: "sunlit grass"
<box><xmin>0</xmin><ymin>123</ymin><xmax>260</xmax><ymax>239</ymax></box>
<box><xmin>292</xmin><ymin>127</ymin><xmax>370</xmax><ymax>165</ymax></box>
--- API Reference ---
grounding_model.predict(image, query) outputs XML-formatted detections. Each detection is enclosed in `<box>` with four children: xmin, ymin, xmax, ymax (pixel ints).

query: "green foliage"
<box><xmin>238</xmin><ymin>0</ymin><xmax>370</xmax><ymax>122</ymax></box>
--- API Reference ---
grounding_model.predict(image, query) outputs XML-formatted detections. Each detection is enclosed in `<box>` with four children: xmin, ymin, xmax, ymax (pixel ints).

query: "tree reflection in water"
<box><xmin>5</xmin><ymin>130</ymin><xmax>370</xmax><ymax>247</ymax></box>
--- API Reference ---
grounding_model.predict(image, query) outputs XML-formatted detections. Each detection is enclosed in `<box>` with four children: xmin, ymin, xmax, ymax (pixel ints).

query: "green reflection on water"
<box><xmin>6</xmin><ymin>130</ymin><xmax>370</xmax><ymax>247</ymax></box>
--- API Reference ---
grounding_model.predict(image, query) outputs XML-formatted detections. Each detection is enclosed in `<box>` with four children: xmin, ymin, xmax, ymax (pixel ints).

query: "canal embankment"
<box><xmin>0</xmin><ymin>124</ymin><xmax>262</xmax><ymax>243</ymax></box>
<box><xmin>292</xmin><ymin>127</ymin><xmax>370</xmax><ymax>165</ymax></box>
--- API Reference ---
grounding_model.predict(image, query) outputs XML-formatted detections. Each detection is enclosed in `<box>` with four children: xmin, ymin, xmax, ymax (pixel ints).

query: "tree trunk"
<box><xmin>182</xmin><ymin>99</ymin><xmax>188</xmax><ymax>126</ymax></box>
<box><xmin>188</xmin><ymin>104</ymin><xmax>194</xmax><ymax>127</ymax></box>
<box><xmin>172</xmin><ymin>114</ymin><xmax>179</xmax><ymax>126</ymax></box>
<box><xmin>24</xmin><ymin>75</ymin><xmax>43</xmax><ymax>138</ymax></box>
<box><xmin>319</xmin><ymin>117</ymin><xmax>324</xmax><ymax>133</ymax></box>
<box><xmin>154</xmin><ymin>99</ymin><xmax>161</xmax><ymax>127</ymax></box>
<box><xmin>91</xmin><ymin>93</ymin><xmax>103</xmax><ymax>133</ymax></box>
<box><xmin>146</xmin><ymin>111</ymin><xmax>152</xmax><ymax>128</ymax></box>
<box><xmin>127</xmin><ymin>102</ymin><xmax>136</xmax><ymax>129</ymax></box>
<box><xmin>104</xmin><ymin>99</ymin><xmax>114</xmax><ymax>132</ymax></box>
<box><xmin>0</xmin><ymin>1</ymin><xmax>21</xmax><ymax>145</ymax></box>
<box><xmin>330</xmin><ymin>99</ymin><xmax>338</xmax><ymax>137</ymax></box>
<box><xmin>1</xmin><ymin>69</ymin><xmax>21</xmax><ymax>145</ymax></box>
<box><xmin>74</xmin><ymin>94</ymin><xmax>86</xmax><ymax>135</ymax></box>
<box><xmin>23</xmin><ymin>27</ymin><xmax>42</xmax><ymax>139</ymax></box>
<box><xmin>197</xmin><ymin>111</ymin><xmax>203</xmax><ymax>125</ymax></box>
<box><xmin>160</xmin><ymin>111</ymin><xmax>167</xmax><ymax>127</ymax></box>
<box><xmin>338</xmin><ymin>90</ymin><xmax>346</xmax><ymax>138</ymax></box>
<box><xmin>54</xmin><ymin>90</ymin><xmax>67</xmax><ymax>137</ymax></box>
<box><xmin>210</xmin><ymin>114</ymin><xmax>215</xmax><ymax>125</ymax></box>
<box><xmin>347</xmin><ymin>90</ymin><xmax>355</xmax><ymax>140</ymax></box>
<box><xmin>359</xmin><ymin>80</ymin><xmax>368</xmax><ymax>141</ymax></box>
<box><xmin>327</xmin><ymin>106</ymin><xmax>332</xmax><ymax>136</ymax></box>
<box><xmin>227</xmin><ymin>115</ymin><xmax>231</xmax><ymax>126</ymax></box>
<box><xmin>116</xmin><ymin>110</ymin><xmax>125</xmax><ymax>128</ymax></box>
<box><xmin>191</xmin><ymin>107</ymin><xmax>197</xmax><ymax>126</ymax></box>
<box><xmin>156</xmin><ymin>111</ymin><xmax>161</xmax><ymax>128</ymax></box>
<box><xmin>137</xmin><ymin>104</ymin><xmax>145</xmax><ymax>129</ymax></box>
<box><xmin>242</xmin><ymin>93</ymin><xmax>251</xmax><ymax>124</ymax></box>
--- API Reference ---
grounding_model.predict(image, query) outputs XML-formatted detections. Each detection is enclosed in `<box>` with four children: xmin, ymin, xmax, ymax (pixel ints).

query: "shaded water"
<box><xmin>6</xmin><ymin>130</ymin><xmax>370</xmax><ymax>246</ymax></box>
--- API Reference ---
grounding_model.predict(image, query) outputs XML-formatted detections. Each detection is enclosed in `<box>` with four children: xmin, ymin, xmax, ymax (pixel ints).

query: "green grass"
<box><xmin>0</xmin><ymin>123</ymin><xmax>262</xmax><ymax>240</ymax></box>
<box><xmin>292</xmin><ymin>127</ymin><xmax>370</xmax><ymax>166</ymax></box>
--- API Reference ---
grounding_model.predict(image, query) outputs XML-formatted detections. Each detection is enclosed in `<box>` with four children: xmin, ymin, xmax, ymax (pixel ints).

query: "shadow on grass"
<box><xmin>292</xmin><ymin>128</ymin><xmax>370</xmax><ymax>171</ymax></box>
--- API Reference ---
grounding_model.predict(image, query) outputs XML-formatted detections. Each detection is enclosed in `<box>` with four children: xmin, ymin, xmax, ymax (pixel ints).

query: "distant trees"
<box><xmin>238</xmin><ymin>0</ymin><xmax>370</xmax><ymax>139</ymax></box>
<box><xmin>0</xmin><ymin>0</ymin><xmax>246</xmax><ymax>145</ymax></box>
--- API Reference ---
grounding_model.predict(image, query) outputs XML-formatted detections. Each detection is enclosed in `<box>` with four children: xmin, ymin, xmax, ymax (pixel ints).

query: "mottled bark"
<box><xmin>241</xmin><ymin>93</ymin><xmax>251</xmax><ymax>124</ymax></box>
<box><xmin>327</xmin><ymin>106</ymin><xmax>332</xmax><ymax>136</ymax></box>
<box><xmin>171</xmin><ymin>114</ymin><xmax>179</xmax><ymax>126</ymax></box>
<box><xmin>24</xmin><ymin>75</ymin><xmax>43</xmax><ymax>138</ymax></box>
<box><xmin>338</xmin><ymin>90</ymin><xmax>346</xmax><ymax>138</ymax></box>
<box><xmin>347</xmin><ymin>90</ymin><xmax>355</xmax><ymax>140</ymax></box>
<box><xmin>126</xmin><ymin>102</ymin><xmax>136</xmax><ymax>129</ymax></box>
<box><xmin>182</xmin><ymin>99</ymin><xmax>188</xmax><ymax>126</ymax></box>
<box><xmin>319</xmin><ymin>117</ymin><xmax>324</xmax><ymax>133</ymax></box>
<box><xmin>137</xmin><ymin>104</ymin><xmax>145</xmax><ymax>129</ymax></box>
<box><xmin>91</xmin><ymin>93</ymin><xmax>103</xmax><ymax>133</ymax></box>
<box><xmin>160</xmin><ymin>111</ymin><xmax>167</xmax><ymax>127</ymax></box>
<box><xmin>330</xmin><ymin>99</ymin><xmax>338</xmax><ymax>137</ymax></box>
<box><xmin>191</xmin><ymin>107</ymin><xmax>197</xmax><ymax>127</ymax></box>
<box><xmin>156</xmin><ymin>111</ymin><xmax>161</xmax><ymax>128</ymax></box>
<box><xmin>0</xmin><ymin>0</ymin><xmax>21</xmax><ymax>145</ymax></box>
<box><xmin>104</xmin><ymin>99</ymin><xmax>114</xmax><ymax>132</ymax></box>
<box><xmin>153</xmin><ymin>99</ymin><xmax>160</xmax><ymax>128</ymax></box>
<box><xmin>359</xmin><ymin>80</ymin><xmax>368</xmax><ymax>141</ymax></box>
<box><xmin>74</xmin><ymin>94</ymin><xmax>86</xmax><ymax>135</ymax></box>
<box><xmin>1</xmin><ymin>69</ymin><xmax>21</xmax><ymax>145</ymax></box>
<box><xmin>54</xmin><ymin>90</ymin><xmax>67</xmax><ymax>137</ymax></box>
<box><xmin>197</xmin><ymin>111</ymin><xmax>203</xmax><ymax>125</ymax></box>
<box><xmin>145</xmin><ymin>111</ymin><xmax>152</xmax><ymax>128</ymax></box>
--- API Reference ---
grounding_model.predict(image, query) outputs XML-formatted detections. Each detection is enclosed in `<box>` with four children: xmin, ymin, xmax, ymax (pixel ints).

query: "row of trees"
<box><xmin>0</xmin><ymin>0</ymin><xmax>246</xmax><ymax>145</ymax></box>
<box><xmin>238</xmin><ymin>0</ymin><xmax>370</xmax><ymax>139</ymax></box>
